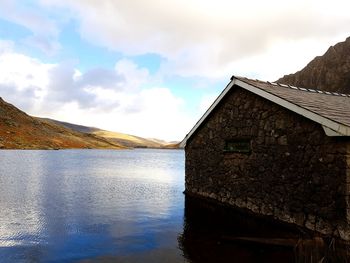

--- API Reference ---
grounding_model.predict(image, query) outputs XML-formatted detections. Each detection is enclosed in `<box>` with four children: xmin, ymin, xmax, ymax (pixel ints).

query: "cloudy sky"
<box><xmin>0</xmin><ymin>0</ymin><xmax>349</xmax><ymax>141</ymax></box>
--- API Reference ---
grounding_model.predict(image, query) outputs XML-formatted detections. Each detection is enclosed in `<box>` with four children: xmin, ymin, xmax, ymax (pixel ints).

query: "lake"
<box><xmin>0</xmin><ymin>149</ymin><xmax>185</xmax><ymax>262</ymax></box>
<box><xmin>0</xmin><ymin>149</ymin><xmax>337</xmax><ymax>262</ymax></box>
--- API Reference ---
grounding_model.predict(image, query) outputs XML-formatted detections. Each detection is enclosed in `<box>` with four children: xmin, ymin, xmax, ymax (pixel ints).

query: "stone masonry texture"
<box><xmin>185</xmin><ymin>86</ymin><xmax>350</xmax><ymax>240</ymax></box>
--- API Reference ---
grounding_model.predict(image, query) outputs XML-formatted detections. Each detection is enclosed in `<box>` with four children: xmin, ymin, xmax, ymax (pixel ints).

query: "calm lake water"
<box><xmin>1</xmin><ymin>149</ymin><xmax>339</xmax><ymax>263</ymax></box>
<box><xmin>0</xmin><ymin>149</ymin><xmax>185</xmax><ymax>262</ymax></box>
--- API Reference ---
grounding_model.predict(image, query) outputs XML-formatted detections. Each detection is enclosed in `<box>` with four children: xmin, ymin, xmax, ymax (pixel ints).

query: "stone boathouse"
<box><xmin>180</xmin><ymin>76</ymin><xmax>350</xmax><ymax>240</ymax></box>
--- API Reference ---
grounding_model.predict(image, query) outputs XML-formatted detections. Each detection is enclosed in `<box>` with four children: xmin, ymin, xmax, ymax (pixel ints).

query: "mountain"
<box><xmin>90</xmin><ymin>130</ymin><xmax>165</xmax><ymax>148</ymax></box>
<box><xmin>41</xmin><ymin>118</ymin><xmax>100</xmax><ymax>133</ymax></box>
<box><xmin>45</xmin><ymin>118</ymin><xmax>179</xmax><ymax>148</ymax></box>
<box><xmin>0</xmin><ymin>97</ymin><xmax>124</xmax><ymax>149</ymax></box>
<box><xmin>278</xmin><ymin>37</ymin><xmax>350</xmax><ymax>93</ymax></box>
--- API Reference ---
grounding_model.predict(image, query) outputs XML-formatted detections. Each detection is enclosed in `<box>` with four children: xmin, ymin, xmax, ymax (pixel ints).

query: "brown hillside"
<box><xmin>278</xmin><ymin>37</ymin><xmax>350</xmax><ymax>93</ymax></box>
<box><xmin>0</xmin><ymin>97</ymin><xmax>124</xmax><ymax>149</ymax></box>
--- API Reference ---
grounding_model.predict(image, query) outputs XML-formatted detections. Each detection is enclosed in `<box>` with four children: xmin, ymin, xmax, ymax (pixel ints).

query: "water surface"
<box><xmin>0</xmin><ymin>149</ymin><xmax>185</xmax><ymax>262</ymax></box>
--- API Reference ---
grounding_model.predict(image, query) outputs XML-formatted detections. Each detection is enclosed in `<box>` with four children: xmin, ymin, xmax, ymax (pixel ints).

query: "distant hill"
<box><xmin>42</xmin><ymin>118</ymin><xmax>100</xmax><ymax>133</ymax></box>
<box><xmin>0</xmin><ymin>97</ymin><xmax>124</xmax><ymax>150</ymax></box>
<box><xmin>45</xmin><ymin>118</ymin><xmax>180</xmax><ymax>149</ymax></box>
<box><xmin>91</xmin><ymin>130</ymin><xmax>166</xmax><ymax>148</ymax></box>
<box><xmin>278</xmin><ymin>37</ymin><xmax>350</xmax><ymax>93</ymax></box>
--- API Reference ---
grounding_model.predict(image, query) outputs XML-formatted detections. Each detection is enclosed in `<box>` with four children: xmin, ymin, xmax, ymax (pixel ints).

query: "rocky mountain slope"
<box><xmin>278</xmin><ymin>37</ymin><xmax>350</xmax><ymax>93</ymax></box>
<box><xmin>0</xmin><ymin>97</ymin><xmax>124</xmax><ymax>149</ymax></box>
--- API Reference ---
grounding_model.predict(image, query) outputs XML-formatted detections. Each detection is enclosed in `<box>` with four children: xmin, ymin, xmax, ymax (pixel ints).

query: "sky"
<box><xmin>0</xmin><ymin>0</ymin><xmax>349</xmax><ymax>141</ymax></box>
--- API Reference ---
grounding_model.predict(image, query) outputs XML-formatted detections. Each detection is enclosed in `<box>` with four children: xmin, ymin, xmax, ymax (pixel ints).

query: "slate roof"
<box><xmin>180</xmin><ymin>76</ymin><xmax>350</xmax><ymax>147</ymax></box>
<box><xmin>237</xmin><ymin>76</ymin><xmax>350</xmax><ymax>128</ymax></box>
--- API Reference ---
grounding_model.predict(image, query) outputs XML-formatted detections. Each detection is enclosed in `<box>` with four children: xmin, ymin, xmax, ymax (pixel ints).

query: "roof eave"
<box><xmin>179</xmin><ymin>78</ymin><xmax>237</xmax><ymax>148</ymax></box>
<box><xmin>323</xmin><ymin>125</ymin><xmax>350</xmax><ymax>136</ymax></box>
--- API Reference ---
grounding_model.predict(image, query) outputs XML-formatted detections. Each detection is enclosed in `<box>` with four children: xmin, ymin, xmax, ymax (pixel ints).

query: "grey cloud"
<box><xmin>45</xmin><ymin>63</ymin><xmax>124</xmax><ymax>111</ymax></box>
<box><xmin>46</xmin><ymin>64</ymin><xmax>97</xmax><ymax>109</ymax></box>
<box><xmin>79</xmin><ymin>68</ymin><xmax>125</xmax><ymax>90</ymax></box>
<box><xmin>0</xmin><ymin>83</ymin><xmax>38</xmax><ymax>112</ymax></box>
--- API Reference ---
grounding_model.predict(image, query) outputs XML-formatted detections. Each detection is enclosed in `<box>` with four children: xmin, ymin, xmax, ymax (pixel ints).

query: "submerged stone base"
<box><xmin>185</xmin><ymin>189</ymin><xmax>350</xmax><ymax>241</ymax></box>
<box><xmin>180</xmin><ymin>194</ymin><xmax>350</xmax><ymax>263</ymax></box>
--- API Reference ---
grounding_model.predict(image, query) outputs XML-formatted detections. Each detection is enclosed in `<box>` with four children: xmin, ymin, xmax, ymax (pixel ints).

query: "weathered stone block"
<box><xmin>277</xmin><ymin>135</ymin><xmax>288</xmax><ymax>145</ymax></box>
<box><xmin>337</xmin><ymin>224</ymin><xmax>350</xmax><ymax>241</ymax></box>
<box><xmin>305</xmin><ymin>214</ymin><xmax>316</xmax><ymax>231</ymax></box>
<box><xmin>259</xmin><ymin>202</ymin><xmax>272</xmax><ymax>216</ymax></box>
<box><xmin>315</xmin><ymin>217</ymin><xmax>333</xmax><ymax>235</ymax></box>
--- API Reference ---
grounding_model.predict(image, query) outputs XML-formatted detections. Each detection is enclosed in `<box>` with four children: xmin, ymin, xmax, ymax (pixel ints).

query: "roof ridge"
<box><xmin>273</xmin><ymin>81</ymin><xmax>350</xmax><ymax>97</ymax></box>
<box><xmin>232</xmin><ymin>75</ymin><xmax>350</xmax><ymax>98</ymax></box>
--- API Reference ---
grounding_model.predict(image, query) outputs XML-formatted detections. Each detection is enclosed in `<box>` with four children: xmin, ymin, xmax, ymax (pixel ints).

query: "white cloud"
<box><xmin>0</xmin><ymin>0</ymin><xmax>61</xmax><ymax>55</ymax></box>
<box><xmin>226</xmin><ymin>38</ymin><xmax>345</xmax><ymax>81</ymax></box>
<box><xmin>0</xmin><ymin>53</ymin><xmax>52</xmax><ymax>90</ymax></box>
<box><xmin>0</xmin><ymin>40</ymin><xmax>14</xmax><ymax>54</ymax></box>
<box><xmin>0</xmin><ymin>51</ymin><xmax>54</xmax><ymax>111</ymax></box>
<box><xmin>97</xmin><ymin>87</ymin><xmax>192</xmax><ymax>140</ymax></box>
<box><xmin>1</xmin><ymin>0</ymin><xmax>58</xmax><ymax>36</ymax></box>
<box><xmin>39</xmin><ymin>0</ymin><xmax>350</xmax><ymax>79</ymax></box>
<box><xmin>114</xmin><ymin>59</ymin><xmax>150</xmax><ymax>91</ymax></box>
<box><xmin>0</xmin><ymin>50</ymin><xmax>191</xmax><ymax>141</ymax></box>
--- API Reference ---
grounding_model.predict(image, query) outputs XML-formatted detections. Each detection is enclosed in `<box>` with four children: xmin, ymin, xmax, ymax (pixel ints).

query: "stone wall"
<box><xmin>185</xmin><ymin>86</ymin><xmax>350</xmax><ymax>239</ymax></box>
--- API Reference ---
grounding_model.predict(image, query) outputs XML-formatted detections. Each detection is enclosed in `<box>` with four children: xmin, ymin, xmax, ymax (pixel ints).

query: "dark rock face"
<box><xmin>278</xmin><ymin>37</ymin><xmax>350</xmax><ymax>93</ymax></box>
<box><xmin>185</xmin><ymin>86</ymin><xmax>350</xmax><ymax>239</ymax></box>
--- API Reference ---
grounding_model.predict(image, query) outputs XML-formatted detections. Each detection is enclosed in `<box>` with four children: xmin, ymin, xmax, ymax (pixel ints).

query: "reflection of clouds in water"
<box><xmin>62</xmin><ymin>149</ymin><xmax>183</xmax><ymax>221</ymax></box>
<box><xmin>84</xmin><ymin>149</ymin><xmax>185</xmax><ymax>184</ymax></box>
<box><xmin>0</xmin><ymin>149</ymin><xmax>185</xmax><ymax>261</ymax></box>
<box><xmin>111</xmin><ymin>220</ymin><xmax>138</xmax><ymax>239</ymax></box>
<box><xmin>0</xmin><ymin>151</ymin><xmax>46</xmax><ymax>247</ymax></box>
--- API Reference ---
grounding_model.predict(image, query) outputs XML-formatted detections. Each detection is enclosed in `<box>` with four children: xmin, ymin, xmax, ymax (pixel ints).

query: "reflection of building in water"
<box><xmin>178</xmin><ymin>196</ymin><xmax>349</xmax><ymax>263</ymax></box>
<box><xmin>181</xmin><ymin>76</ymin><xmax>350</xmax><ymax>240</ymax></box>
